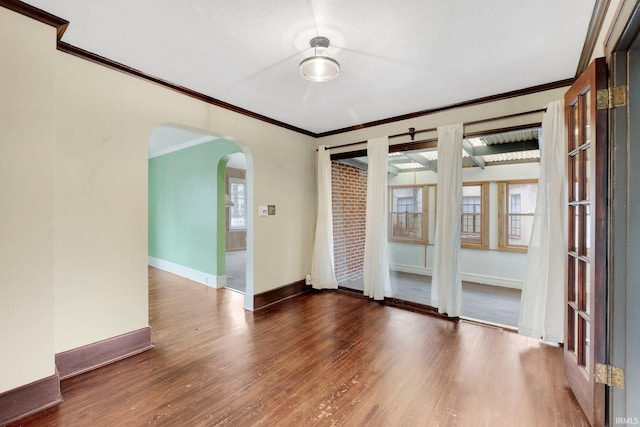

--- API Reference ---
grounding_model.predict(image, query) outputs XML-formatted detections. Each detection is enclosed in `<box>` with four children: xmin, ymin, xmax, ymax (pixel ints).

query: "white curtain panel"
<box><xmin>310</xmin><ymin>145</ymin><xmax>338</xmax><ymax>289</ymax></box>
<box><xmin>363</xmin><ymin>137</ymin><xmax>392</xmax><ymax>300</ymax></box>
<box><xmin>431</xmin><ymin>124</ymin><xmax>463</xmax><ymax>316</ymax></box>
<box><xmin>518</xmin><ymin>100</ymin><xmax>566</xmax><ymax>342</ymax></box>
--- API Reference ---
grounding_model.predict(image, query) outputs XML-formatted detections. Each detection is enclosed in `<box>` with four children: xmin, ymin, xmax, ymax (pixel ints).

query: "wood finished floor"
<box><xmin>12</xmin><ymin>267</ymin><xmax>589</xmax><ymax>426</ymax></box>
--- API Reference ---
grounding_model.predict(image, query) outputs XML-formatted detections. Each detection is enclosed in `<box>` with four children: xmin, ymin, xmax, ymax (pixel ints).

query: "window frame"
<box><xmin>498</xmin><ymin>179</ymin><xmax>538</xmax><ymax>253</ymax></box>
<box><xmin>461</xmin><ymin>182</ymin><xmax>489</xmax><ymax>249</ymax></box>
<box><xmin>388</xmin><ymin>184</ymin><xmax>428</xmax><ymax>244</ymax></box>
<box><xmin>228</xmin><ymin>176</ymin><xmax>247</xmax><ymax>231</ymax></box>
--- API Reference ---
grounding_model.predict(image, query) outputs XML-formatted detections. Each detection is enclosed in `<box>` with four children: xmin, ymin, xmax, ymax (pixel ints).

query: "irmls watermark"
<box><xmin>615</xmin><ymin>417</ymin><xmax>640</xmax><ymax>425</ymax></box>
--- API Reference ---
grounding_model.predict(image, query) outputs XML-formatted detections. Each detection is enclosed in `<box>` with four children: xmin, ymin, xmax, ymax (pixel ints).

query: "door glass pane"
<box><xmin>574</xmin><ymin>206</ymin><xmax>581</xmax><ymax>254</ymax></box>
<box><xmin>580</xmin><ymin>205</ymin><xmax>588</xmax><ymax>257</ymax></box>
<box><xmin>584</xmin><ymin>91</ymin><xmax>591</xmax><ymax>145</ymax></box>
<box><xmin>585</xmin><ymin>262</ymin><xmax>591</xmax><ymax>315</ymax></box>
<box><xmin>567</xmin><ymin>307</ymin><xmax>576</xmax><ymax>352</ymax></box>
<box><xmin>572</xmin><ymin>104</ymin><xmax>580</xmax><ymax>152</ymax></box>
<box><xmin>571</xmin><ymin>258</ymin><xmax>580</xmax><ymax>303</ymax></box>
<box><xmin>584</xmin><ymin>319</ymin><xmax>591</xmax><ymax>373</ymax></box>
<box><xmin>574</xmin><ymin>310</ymin><xmax>580</xmax><ymax>356</ymax></box>
<box><xmin>568</xmin><ymin>205</ymin><xmax>575</xmax><ymax>252</ymax></box>
<box><xmin>568</xmin><ymin>153</ymin><xmax>574</xmax><ymax>201</ymax></box>
<box><xmin>578</xmin><ymin>260</ymin><xmax>586</xmax><ymax>311</ymax></box>
<box><xmin>584</xmin><ymin>146</ymin><xmax>591</xmax><ymax>202</ymax></box>
<box><xmin>585</xmin><ymin>204</ymin><xmax>591</xmax><ymax>258</ymax></box>
<box><xmin>571</xmin><ymin>154</ymin><xmax>580</xmax><ymax>202</ymax></box>
<box><xmin>579</xmin><ymin>315</ymin><xmax>587</xmax><ymax>367</ymax></box>
<box><xmin>568</xmin><ymin>255</ymin><xmax>574</xmax><ymax>302</ymax></box>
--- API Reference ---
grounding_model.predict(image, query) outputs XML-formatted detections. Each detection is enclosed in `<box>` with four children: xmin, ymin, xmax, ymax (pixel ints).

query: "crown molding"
<box><xmin>576</xmin><ymin>0</ymin><xmax>611</xmax><ymax>76</ymax></box>
<box><xmin>0</xmin><ymin>0</ymin><xmax>68</xmax><ymax>38</ymax></box>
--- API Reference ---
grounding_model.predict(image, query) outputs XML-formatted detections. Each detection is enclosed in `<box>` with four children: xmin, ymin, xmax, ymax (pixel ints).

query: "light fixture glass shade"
<box><xmin>299</xmin><ymin>55</ymin><xmax>340</xmax><ymax>82</ymax></box>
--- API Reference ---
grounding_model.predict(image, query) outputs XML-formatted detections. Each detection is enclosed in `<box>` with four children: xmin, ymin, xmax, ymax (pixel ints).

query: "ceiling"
<box><xmin>22</xmin><ymin>0</ymin><xmax>596</xmax><ymax>135</ymax></box>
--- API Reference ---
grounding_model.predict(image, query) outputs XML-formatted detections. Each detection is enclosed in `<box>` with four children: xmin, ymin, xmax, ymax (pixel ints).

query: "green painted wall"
<box><xmin>148</xmin><ymin>139</ymin><xmax>241</xmax><ymax>275</ymax></box>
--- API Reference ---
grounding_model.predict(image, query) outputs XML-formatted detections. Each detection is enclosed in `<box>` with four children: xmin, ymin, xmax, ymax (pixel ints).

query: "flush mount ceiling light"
<box><xmin>299</xmin><ymin>36</ymin><xmax>340</xmax><ymax>82</ymax></box>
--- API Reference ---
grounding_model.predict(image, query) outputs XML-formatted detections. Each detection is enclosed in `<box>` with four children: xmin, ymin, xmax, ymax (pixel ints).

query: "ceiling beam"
<box><xmin>462</xmin><ymin>140</ymin><xmax>485</xmax><ymax>169</ymax></box>
<box><xmin>471</xmin><ymin>139</ymin><xmax>539</xmax><ymax>156</ymax></box>
<box><xmin>406</xmin><ymin>153</ymin><xmax>437</xmax><ymax>172</ymax></box>
<box><xmin>483</xmin><ymin>158</ymin><xmax>540</xmax><ymax>166</ymax></box>
<box><xmin>339</xmin><ymin>158</ymin><xmax>399</xmax><ymax>176</ymax></box>
<box><xmin>340</xmin><ymin>159</ymin><xmax>368</xmax><ymax>171</ymax></box>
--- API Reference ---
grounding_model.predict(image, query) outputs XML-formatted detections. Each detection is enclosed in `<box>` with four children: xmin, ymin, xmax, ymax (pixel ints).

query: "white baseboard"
<box><xmin>148</xmin><ymin>256</ymin><xmax>224</xmax><ymax>288</ymax></box>
<box><xmin>390</xmin><ymin>264</ymin><xmax>522</xmax><ymax>289</ymax></box>
<box><xmin>460</xmin><ymin>273</ymin><xmax>522</xmax><ymax>289</ymax></box>
<box><xmin>390</xmin><ymin>264</ymin><xmax>432</xmax><ymax>276</ymax></box>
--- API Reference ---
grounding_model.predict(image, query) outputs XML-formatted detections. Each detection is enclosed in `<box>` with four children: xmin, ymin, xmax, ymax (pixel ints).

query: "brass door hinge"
<box><xmin>595</xmin><ymin>363</ymin><xmax>625</xmax><ymax>388</ymax></box>
<box><xmin>596</xmin><ymin>86</ymin><xmax>627</xmax><ymax>109</ymax></box>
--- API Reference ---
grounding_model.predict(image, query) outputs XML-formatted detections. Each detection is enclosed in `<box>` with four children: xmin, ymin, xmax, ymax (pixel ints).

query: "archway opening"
<box><xmin>148</xmin><ymin>124</ymin><xmax>254</xmax><ymax>310</ymax></box>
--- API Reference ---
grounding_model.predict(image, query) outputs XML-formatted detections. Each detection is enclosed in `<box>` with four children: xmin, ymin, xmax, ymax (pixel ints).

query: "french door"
<box><xmin>564</xmin><ymin>57</ymin><xmax>607</xmax><ymax>426</ymax></box>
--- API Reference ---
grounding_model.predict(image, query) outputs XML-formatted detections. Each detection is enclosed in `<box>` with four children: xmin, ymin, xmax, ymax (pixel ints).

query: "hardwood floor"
<box><xmin>12</xmin><ymin>267</ymin><xmax>589</xmax><ymax>426</ymax></box>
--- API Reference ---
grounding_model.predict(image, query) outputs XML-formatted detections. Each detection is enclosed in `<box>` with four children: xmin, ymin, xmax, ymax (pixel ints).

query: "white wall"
<box><xmin>0</xmin><ymin>8</ymin><xmax>56</xmax><ymax>393</ymax></box>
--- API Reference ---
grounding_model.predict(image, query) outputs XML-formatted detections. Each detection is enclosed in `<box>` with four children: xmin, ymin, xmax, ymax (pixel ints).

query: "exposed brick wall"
<box><xmin>331</xmin><ymin>161</ymin><xmax>367</xmax><ymax>283</ymax></box>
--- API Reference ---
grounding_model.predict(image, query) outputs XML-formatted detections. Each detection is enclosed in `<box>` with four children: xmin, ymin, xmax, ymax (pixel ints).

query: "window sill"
<box><xmin>461</xmin><ymin>243</ymin><xmax>489</xmax><ymax>250</ymax></box>
<box><xmin>497</xmin><ymin>245</ymin><xmax>528</xmax><ymax>254</ymax></box>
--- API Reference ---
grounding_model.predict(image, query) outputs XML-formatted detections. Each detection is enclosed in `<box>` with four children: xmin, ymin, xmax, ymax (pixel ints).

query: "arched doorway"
<box><xmin>148</xmin><ymin>124</ymin><xmax>254</xmax><ymax>310</ymax></box>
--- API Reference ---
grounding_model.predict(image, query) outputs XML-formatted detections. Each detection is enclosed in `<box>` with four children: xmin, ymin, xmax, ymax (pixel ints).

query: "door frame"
<box><xmin>605</xmin><ymin>0</ymin><xmax>640</xmax><ymax>420</ymax></box>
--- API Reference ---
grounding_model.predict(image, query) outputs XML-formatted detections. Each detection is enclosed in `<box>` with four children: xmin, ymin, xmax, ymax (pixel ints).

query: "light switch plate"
<box><xmin>258</xmin><ymin>206</ymin><xmax>268</xmax><ymax>216</ymax></box>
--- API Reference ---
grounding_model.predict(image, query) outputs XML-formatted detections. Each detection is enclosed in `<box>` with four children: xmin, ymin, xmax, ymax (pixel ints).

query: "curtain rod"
<box><xmin>319</xmin><ymin>108</ymin><xmax>546</xmax><ymax>151</ymax></box>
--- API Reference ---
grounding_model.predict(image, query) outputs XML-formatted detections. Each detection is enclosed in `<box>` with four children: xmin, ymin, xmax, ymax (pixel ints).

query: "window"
<box><xmin>461</xmin><ymin>183</ymin><xmax>488</xmax><ymax>248</ymax></box>
<box><xmin>389</xmin><ymin>186</ymin><xmax>426</xmax><ymax>243</ymax></box>
<box><xmin>499</xmin><ymin>181</ymin><xmax>537</xmax><ymax>251</ymax></box>
<box><xmin>229</xmin><ymin>177</ymin><xmax>246</xmax><ymax>230</ymax></box>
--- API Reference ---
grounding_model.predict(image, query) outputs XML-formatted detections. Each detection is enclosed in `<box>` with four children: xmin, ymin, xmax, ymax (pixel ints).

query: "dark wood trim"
<box><xmin>0</xmin><ymin>374</ymin><xmax>62</xmax><ymax>425</ymax></box>
<box><xmin>55</xmin><ymin>327</ymin><xmax>153</xmax><ymax>380</ymax></box>
<box><xmin>254</xmin><ymin>280</ymin><xmax>311</xmax><ymax>310</ymax></box>
<box><xmin>382</xmin><ymin>297</ymin><xmax>450</xmax><ymax>318</ymax></box>
<box><xmin>335</xmin><ymin>287</ymin><xmax>458</xmax><ymax>321</ymax></box>
<box><xmin>0</xmin><ymin>0</ymin><xmax>68</xmax><ymax>39</ymax></box>
<box><xmin>576</xmin><ymin>0</ymin><xmax>612</xmax><ymax>76</ymax></box>
<box><xmin>331</xmin><ymin>149</ymin><xmax>368</xmax><ymax>161</ymax></box>
<box><xmin>317</xmin><ymin>79</ymin><xmax>573</xmax><ymax>138</ymax></box>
